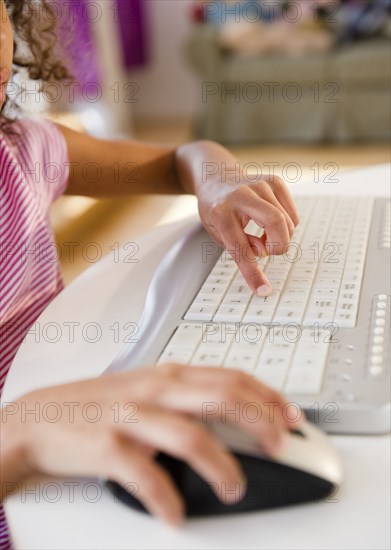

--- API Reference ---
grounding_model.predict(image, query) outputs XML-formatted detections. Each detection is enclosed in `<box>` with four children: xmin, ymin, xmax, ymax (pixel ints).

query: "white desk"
<box><xmin>3</xmin><ymin>165</ymin><xmax>391</xmax><ymax>549</ymax></box>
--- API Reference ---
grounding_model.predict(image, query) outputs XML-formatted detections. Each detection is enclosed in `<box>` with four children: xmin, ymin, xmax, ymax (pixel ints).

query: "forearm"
<box><xmin>57</xmin><ymin>123</ymin><xmax>183</xmax><ymax>197</ymax></box>
<box><xmin>0</xmin><ymin>406</ymin><xmax>32</xmax><ymax>500</ymax></box>
<box><xmin>57</xmin><ymin>124</ymin><xmax>237</xmax><ymax>199</ymax></box>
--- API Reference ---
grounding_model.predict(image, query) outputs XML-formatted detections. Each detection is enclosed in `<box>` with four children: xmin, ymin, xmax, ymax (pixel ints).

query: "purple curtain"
<box><xmin>57</xmin><ymin>0</ymin><xmax>102</xmax><ymax>90</ymax></box>
<box><xmin>116</xmin><ymin>0</ymin><xmax>149</xmax><ymax>69</ymax></box>
<box><xmin>57</xmin><ymin>0</ymin><xmax>149</xmax><ymax>93</ymax></box>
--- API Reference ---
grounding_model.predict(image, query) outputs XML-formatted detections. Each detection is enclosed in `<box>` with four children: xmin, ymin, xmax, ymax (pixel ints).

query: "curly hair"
<box><xmin>1</xmin><ymin>0</ymin><xmax>71</xmax><ymax>124</ymax></box>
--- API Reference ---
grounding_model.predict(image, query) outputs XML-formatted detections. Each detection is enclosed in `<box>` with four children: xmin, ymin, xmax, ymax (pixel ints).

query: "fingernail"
<box><xmin>167</xmin><ymin>513</ymin><xmax>184</xmax><ymax>528</ymax></box>
<box><xmin>219</xmin><ymin>479</ymin><xmax>247</xmax><ymax>505</ymax></box>
<box><xmin>256</xmin><ymin>284</ymin><xmax>272</xmax><ymax>297</ymax></box>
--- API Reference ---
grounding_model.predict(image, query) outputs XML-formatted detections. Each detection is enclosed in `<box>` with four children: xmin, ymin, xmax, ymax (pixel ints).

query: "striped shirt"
<box><xmin>0</xmin><ymin>117</ymin><xmax>69</xmax><ymax>549</ymax></box>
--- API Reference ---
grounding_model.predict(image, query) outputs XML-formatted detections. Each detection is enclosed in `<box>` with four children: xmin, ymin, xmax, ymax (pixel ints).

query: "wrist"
<box><xmin>1</xmin><ymin>398</ymin><xmax>34</xmax><ymax>500</ymax></box>
<box><xmin>173</xmin><ymin>144</ymin><xmax>196</xmax><ymax>194</ymax></box>
<box><xmin>175</xmin><ymin>141</ymin><xmax>241</xmax><ymax>196</ymax></box>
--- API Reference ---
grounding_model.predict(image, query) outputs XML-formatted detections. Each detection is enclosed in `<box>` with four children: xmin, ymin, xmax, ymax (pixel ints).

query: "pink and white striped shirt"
<box><xmin>0</xmin><ymin>117</ymin><xmax>69</xmax><ymax>549</ymax></box>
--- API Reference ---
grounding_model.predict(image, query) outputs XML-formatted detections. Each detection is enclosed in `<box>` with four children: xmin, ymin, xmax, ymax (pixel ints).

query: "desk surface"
<box><xmin>3</xmin><ymin>165</ymin><xmax>391</xmax><ymax>550</ymax></box>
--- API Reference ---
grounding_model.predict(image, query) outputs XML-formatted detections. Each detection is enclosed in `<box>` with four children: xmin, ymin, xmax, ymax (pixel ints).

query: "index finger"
<box><xmin>220</xmin><ymin>217</ymin><xmax>272</xmax><ymax>296</ymax></box>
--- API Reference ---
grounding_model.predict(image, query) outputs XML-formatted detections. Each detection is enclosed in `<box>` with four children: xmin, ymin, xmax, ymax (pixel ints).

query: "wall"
<box><xmin>130</xmin><ymin>0</ymin><xmax>201</xmax><ymax>120</ymax></box>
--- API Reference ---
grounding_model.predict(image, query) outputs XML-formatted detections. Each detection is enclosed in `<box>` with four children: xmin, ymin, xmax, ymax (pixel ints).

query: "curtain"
<box><xmin>57</xmin><ymin>0</ymin><xmax>149</xmax><ymax>92</ymax></box>
<box><xmin>116</xmin><ymin>0</ymin><xmax>149</xmax><ymax>69</ymax></box>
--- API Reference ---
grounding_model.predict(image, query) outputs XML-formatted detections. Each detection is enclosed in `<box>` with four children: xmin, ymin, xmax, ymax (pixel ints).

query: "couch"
<box><xmin>186</xmin><ymin>26</ymin><xmax>391</xmax><ymax>143</ymax></box>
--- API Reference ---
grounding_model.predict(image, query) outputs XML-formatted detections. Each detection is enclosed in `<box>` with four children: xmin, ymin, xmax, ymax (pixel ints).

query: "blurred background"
<box><xmin>21</xmin><ymin>0</ymin><xmax>390</xmax><ymax>283</ymax></box>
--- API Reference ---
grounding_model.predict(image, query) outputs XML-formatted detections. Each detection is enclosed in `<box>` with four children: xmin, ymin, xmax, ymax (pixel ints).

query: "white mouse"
<box><xmin>211</xmin><ymin>418</ymin><xmax>343</xmax><ymax>486</ymax></box>
<box><xmin>107</xmin><ymin>419</ymin><xmax>343</xmax><ymax>516</ymax></box>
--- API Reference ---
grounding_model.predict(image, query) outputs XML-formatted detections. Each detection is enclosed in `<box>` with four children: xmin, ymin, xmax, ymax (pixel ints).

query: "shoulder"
<box><xmin>1</xmin><ymin>116</ymin><xmax>66</xmax><ymax>152</ymax></box>
<box><xmin>0</xmin><ymin>116</ymin><xmax>69</xmax><ymax>202</ymax></box>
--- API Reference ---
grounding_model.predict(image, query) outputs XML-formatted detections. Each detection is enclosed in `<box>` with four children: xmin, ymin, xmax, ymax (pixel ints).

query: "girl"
<box><xmin>0</xmin><ymin>1</ymin><xmax>300</xmax><ymax>547</ymax></box>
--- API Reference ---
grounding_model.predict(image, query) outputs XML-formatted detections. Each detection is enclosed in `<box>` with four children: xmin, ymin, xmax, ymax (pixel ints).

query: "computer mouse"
<box><xmin>106</xmin><ymin>419</ymin><xmax>343</xmax><ymax>517</ymax></box>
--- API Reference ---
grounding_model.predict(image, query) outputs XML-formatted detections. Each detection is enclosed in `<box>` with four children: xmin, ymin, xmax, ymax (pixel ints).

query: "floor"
<box><xmin>53</xmin><ymin>119</ymin><xmax>390</xmax><ymax>284</ymax></box>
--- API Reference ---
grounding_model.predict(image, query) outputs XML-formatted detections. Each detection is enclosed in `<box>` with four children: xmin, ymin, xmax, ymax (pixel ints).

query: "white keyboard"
<box><xmin>106</xmin><ymin>193</ymin><xmax>390</xmax><ymax>432</ymax></box>
<box><xmin>184</xmin><ymin>196</ymin><xmax>373</xmax><ymax>328</ymax></box>
<box><xmin>158</xmin><ymin>196</ymin><xmax>374</xmax><ymax>395</ymax></box>
<box><xmin>158</xmin><ymin>323</ymin><xmax>332</xmax><ymax>395</ymax></box>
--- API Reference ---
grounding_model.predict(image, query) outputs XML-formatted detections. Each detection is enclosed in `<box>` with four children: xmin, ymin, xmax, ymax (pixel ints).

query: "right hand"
<box><xmin>2</xmin><ymin>363</ymin><xmax>302</xmax><ymax>526</ymax></box>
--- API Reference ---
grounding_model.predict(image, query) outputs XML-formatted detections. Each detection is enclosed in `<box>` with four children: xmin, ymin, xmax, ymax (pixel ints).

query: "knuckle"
<box><xmin>245</xmin><ymin>180</ymin><xmax>264</xmax><ymax>193</ymax></box>
<box><xmin>226</xmin><ymin>369</ymin><xmax>250</xmax><ymax>390</ymax></box>
<box><xmin>230</xmin><ymin>185</ymin><xmax>247</xmax><ymax>200</ymax></box>
<box><xmin>270</xmin><ymin>210</ymin><xmax>286</xmax><ymax>226</ymax></box>
<box><xmin>271</xmin><ymin>175</ymin><xmax>286</xmax><ymax>189</ymax></box>
<box><xmin>158</xmin><ymin>362</ymin><xmax>183</xmax><ymax>377</ymax></box>
<box><xmin>248</xmin><ymin>181</ymin><xmax>268</xmax><ymax>197</ymax></box>
<box><xmin>216</xmin><ymin>384</ymin><xmax>239</xmax><ymax>408</ymax></box>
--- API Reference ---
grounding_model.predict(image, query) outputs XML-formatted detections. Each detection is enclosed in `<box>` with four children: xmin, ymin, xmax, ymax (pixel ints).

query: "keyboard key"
<box><xmin>333</xmin><ymin>310</ymin><xmax>357</xmax><ymax>328</ymax></box>
<box><xmin>210</xmin><ymin>267</ymin><xmax>236</xmax><ymax>279</ymax></box>
<box><xmin>285</xmin><ymin>368</ymin><xmax>325</xmax><ymax>395</ymax></box>
<box><xmin>285</xmin><ymin>354</ymin><xmax>327</xmax><ymax>394</ymax></box>
<box><xmin>311</xmin><ymin>287</ymin><xmax>339</xmax><ymax>299</ymax></box>
<box><xmin>170</xmin><ymin>323</ymin><xmax>203</xmax><ymax>348</ymax></box>
<box><xmin>158</xmin><ymin>348</ymin><xmax>194</xmax><ymax>365</ymax></box>
<box><xmin>313</xmin><ymin>277</ymin><xmax>341</xmax><ymax>288</ymax></box>
<box><xmin>295</xmin><ymin>336</ymin><xmax>330</xmax><ymax>358</ymax></box>
<box><xmin>221</xmin><ymin>296</ymin><xmax>250</xmax><ymax>307</ymax></box>
<box><xmin>224</xmin><ymin>348</ymin><xmax>260</xmax><ymax>372</ymax></box>
<box><xmin>242</xmin><ymin>307</ymin><xmax>274</xmax><ymax>323</ymax></box>
<box><xmin>226</xmin><ymin>283</ymin><xmax>253</xmax><ymax>298</ymax></box>
<box><xmin>285</xmin><ymin>278</ymin><xmax>313</xmax><ymax>290</ymax></box>
<box><xmin>262</xmin><ymin>339</ymin><xmax>296</xmax><ymax>358</ymax></box>
<box><xmin>290</xmin><ymin>267</ymin><xmax>317</xmax><ymax>278</ymax></box>
<box><xmin>273</xmin><ymin>307</ymin><xmax>304</xmax><ymax>324</ymax></box>
<box><xmin>249</xmin><ymin>291</ymin><xmax>280</xmax><ymax>308</ymax></box>
<box><xmin>207</xmin><ymin>276</ymin><xmax>232</xmax><ymax>286</ymax></box>
<box><xmin>338</xmin><ymin>289</ymin><xmax>360</xmax><ymax>302</ymax></box>
<box><xmin>280</xmin><ymin>288</ymin><xmax>309</xmax><ymax>300</ymax></box>
<box><xmin>195</xmin><ymin>294</ymin><xmax>222</xmax><ymax>305</ymax></box>
<box><xmin>317</xmin><ymin>268</ymin><xmax>344</xmax><ymax>278</ymax></box>
<box><xmin>255</xmin><ymin>355</ymin><xmax>291</xmax><ymax>391</ymax></box>
<box><xmin>185</xmin><ymin>303</ymin><xmax>217</xmax><ymax>321</ymax></box>
<box><xmin>202</xmin><ymin>323</ymin><xmax>237</xmax><ymax>345</ymax></box>
<box><xmin>340</xmin><ymin>281</ymin><xmax>359</xmax><ymax>292</ymax></box>
<box><xmin>214</xmin><ymin>304</ymin><xmax>246</xmax><ymax>322</ymax></box>
<box><xmin>264</xmin><ymin>269</ymin><xmax>289</xmax><ymax>281</ymax></box>
<box><xmin>199</xmin><ymin>283</ymin><xmax>227</xmax><ymax>296</ymax></box>
<box><xmin>268</xmin><ymin>257</ymin><xmax>291</xmax><ymax>269</ymax></box>
<box><xmin>191</xmin><ymin>348</ymin><xmax>227</xmax><ymax>367</ymax></box>
<box><xmin>233</xmin><ymin>323</ymin><xmax>267</xmax><ymax>346</ymax></box>
<box><xmin>306</xmin><ymin>299</ymin><xmax>337</xmax><ymax>312</ymax></box>
<box><xmin>278</xmin><ymin>297</ymin><xmax>308</xmax><ymax>308</ymax></box>
<box><xmin>303</xmin><ymin>311</ymin><xmax>335</xmax><ymax>326</ymax></box>
<box><xmin>268</xmin><ymin>279</ymin><xmax>285</xmax><ymax>291</ymax></box>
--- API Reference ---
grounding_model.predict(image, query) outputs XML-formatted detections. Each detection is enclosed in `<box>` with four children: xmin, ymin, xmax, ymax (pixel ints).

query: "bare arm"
<box><xmin>57</xmin><ymin>124</ymin><xmax>299</xmax><ymax>295</ymax></box>
<box><xmin>57</xmin><ymin>123</ymin><xmax>183</xmax><ymax>197</ymax></box>
<box><xmin>1</xmin><ymin>365</ymin><xmax>301</xmax><ymax>524</ymax></box>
